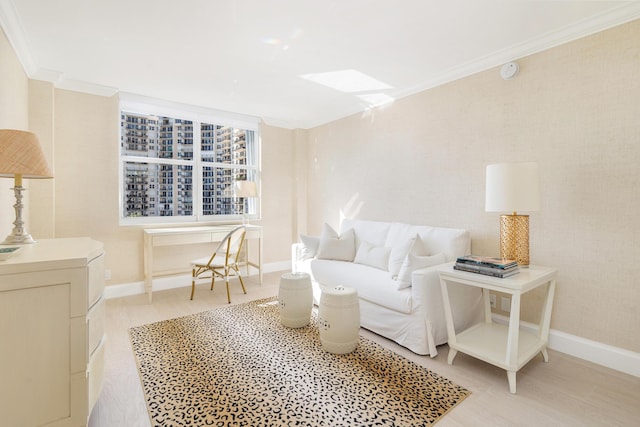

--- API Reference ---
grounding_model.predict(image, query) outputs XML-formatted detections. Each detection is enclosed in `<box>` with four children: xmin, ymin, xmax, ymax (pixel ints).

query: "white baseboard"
<box><xmin>492</xmin><ymin>314</ymin><xmax>639</xmax><ymax>378</ymax></box>
<box><xmin>103</xmin><ymin>266</ymin><xmax>639</xmax><ymax>379</ymax></box>
<box><xmin>263</xmin><ymin>260</ymin><xmax>291</xmax><ymax>272</ymax></box>
<box><xmin>103</xmin><ymin>260</ymin><xmax>290</xmax><ymax>300</ymax></box>
<box><xmin>104</xmin><ymin>280</ymin><xmax>146</xmax><ymax>299</ymax></box>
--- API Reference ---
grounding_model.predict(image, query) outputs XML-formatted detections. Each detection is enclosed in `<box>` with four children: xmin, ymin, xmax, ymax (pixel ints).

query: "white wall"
<box><xmin>3</xmin><ymin>25</ymin><xmax>298</xmax><ymax>286</ymax></box>
<box><xmin>3</xmin><ymin>16</ymin><xmax>638</xmax><ymax>360</ymax></box>
<box><xmin>0</xmin><ymin>28</ymin><xmax>29</xmax><ymax>237</ymax></box>
<box><xmin>302</xmin><ymin>20</ymin><xmax>640</xmax><ymax>354</ymax></box>
<box><xmin>35</xmin><ymin>89</ymin><xmax>296</xmax><ymax>285</ymax></box>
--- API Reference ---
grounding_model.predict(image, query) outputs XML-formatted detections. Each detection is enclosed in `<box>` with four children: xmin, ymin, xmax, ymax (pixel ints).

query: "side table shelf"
<box><xmin>450</xmin><ymin>322</ymin><xmax>547</xmax><ymax>369</ymax></box>
<box><xmin>438</xmin><ymin>263</ymin><xmax>557</xmax><ymax>394</ymax></box>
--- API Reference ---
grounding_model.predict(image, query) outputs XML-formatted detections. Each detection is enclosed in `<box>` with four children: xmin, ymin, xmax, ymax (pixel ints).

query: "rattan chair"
<box><xmin>190</xmin><ymin>225</ymin><xmax>247</xmax><ymax>303</ymax></box>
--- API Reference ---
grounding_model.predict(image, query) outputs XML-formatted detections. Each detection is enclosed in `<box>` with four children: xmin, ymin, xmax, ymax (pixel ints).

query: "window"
<box><xmin>119</xmin><ymin>96</ymin><xmax>260</xmax><ymax>225</ymax></box>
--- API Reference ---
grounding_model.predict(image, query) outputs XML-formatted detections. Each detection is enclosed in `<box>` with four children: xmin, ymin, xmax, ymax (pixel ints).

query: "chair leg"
<box><xmin>225</xmin><ymin>276</ymin><xmax>231</xmax><ymax>304</ymax></box>
<box><xmin>238</xmin><ymin>273</ymin><xmax>247</xmax><ymax>295</ymax></box>
<box><xmin>210</xmin><ymin>275</ymin><xmax>215</xmax><ymax>291</ymax></box>
<box><xmin>190</xmin><ymin>268</ymin><xmax>196</xmax><ymax>300</ymax></box>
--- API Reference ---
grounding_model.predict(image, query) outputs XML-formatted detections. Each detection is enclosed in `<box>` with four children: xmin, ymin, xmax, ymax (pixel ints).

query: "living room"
<box><xmin>1</xmin><ymin>1</ymin><xmax>639</xmax><ymax>426</ymax></box>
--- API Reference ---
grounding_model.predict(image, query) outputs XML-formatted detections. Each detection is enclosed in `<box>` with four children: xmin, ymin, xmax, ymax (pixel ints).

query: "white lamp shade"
<box><xmin>234</xmin><ymin>180</ymin><xmax>257</xmax><ymax>198</ymax></box>
<box><xmin>485</xmin><ymin>162</ymin><xmax>540</xmax><ymax>213</ymax></box>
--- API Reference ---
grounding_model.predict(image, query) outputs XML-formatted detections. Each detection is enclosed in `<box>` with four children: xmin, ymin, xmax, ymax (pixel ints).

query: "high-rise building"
<box><xmin>120</xmin><ymin>112</ymin><xmax>252</xmax><ymax>218</ymax></box>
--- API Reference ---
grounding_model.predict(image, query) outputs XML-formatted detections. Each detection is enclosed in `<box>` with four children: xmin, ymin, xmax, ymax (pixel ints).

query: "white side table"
<box><xmin>438</xmin><ymin>263</ymin><xmax>557</xmax><ymax>394</ymax></box>
<box><xmin>318</xmin><ymin>286</ymin><xmax>360</xmax><ymax>354</ymax></box>
<box><xmin>278</xmin><ymin>273</ymin><xmax>313</xmax><ymax>328</ymax></box>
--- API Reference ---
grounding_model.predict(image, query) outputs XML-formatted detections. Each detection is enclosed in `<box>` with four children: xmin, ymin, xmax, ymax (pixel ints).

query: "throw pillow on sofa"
<box><xmin>354</xmin><ymin>240</ymin><xmax>391</xmax><ymax>271</ymax></box>
<box><xmin>396</xmin><ymin>252</ymin><xmax>446</xmax><ymax>289</ymax></box>
<box><xmin>299</xmin><ymin>234</ymin><xmax>320</xmax><ymax>259</ymax></box>
<box><xmin>316</xmin><ymin>223</ymin><xmax>356</xmax><ymax>261</ymax></box>
<box><xmin>387</xmin><ymin>234</ymin><xmax>417</xmax><ymax>278</ymax></box>
<box><xmin>389</xmin><ymin>235</ymin><xmax>428</xmax><ymax>279</ymax></box>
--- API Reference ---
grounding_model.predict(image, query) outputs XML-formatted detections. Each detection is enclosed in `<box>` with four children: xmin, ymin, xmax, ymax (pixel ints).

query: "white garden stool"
<box><xmin>318</xmin><ymin>285</ymin><xmax>360</xmax><ymax>354</ymax></box>
<box><xmin>278</xmin><ymin>272</ymin><xmax>313</xmax><ymax>328</ymax></box>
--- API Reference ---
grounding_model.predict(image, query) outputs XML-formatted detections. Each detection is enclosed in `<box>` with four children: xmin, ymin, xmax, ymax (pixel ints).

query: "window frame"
<box><xmin>118</xmin><ymin>94</ymin><xmax>261</xmax><ymax>226</ymax></box>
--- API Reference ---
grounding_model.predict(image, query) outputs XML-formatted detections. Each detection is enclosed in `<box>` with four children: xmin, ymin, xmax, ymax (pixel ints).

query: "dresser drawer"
<box><xmin>88</xmin><ymin>337</ymin><xmax>105</xmax><ymax>413</ymax></box>
<box><xmin>88</xmin><ymin>296</ymin><xmax>105</xmax><ymax>355</ymax></box>
<box><xmin>0</xmin><ymin>239</ymin><xmax>106</xmax><ymax>426</ymax></box>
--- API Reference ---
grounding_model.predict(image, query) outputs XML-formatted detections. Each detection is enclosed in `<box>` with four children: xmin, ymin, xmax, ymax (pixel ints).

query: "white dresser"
<box><xmin>0</xmin><ymin>238</ymin><xmax>105</xmax><ymax>427</ymax></box>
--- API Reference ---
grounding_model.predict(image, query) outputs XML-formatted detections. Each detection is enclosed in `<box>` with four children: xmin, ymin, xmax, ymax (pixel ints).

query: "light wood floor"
<box><xmin>89</xmin><ymin>271</ymin><xmax>639</xmax><ymax>427</ymax></box>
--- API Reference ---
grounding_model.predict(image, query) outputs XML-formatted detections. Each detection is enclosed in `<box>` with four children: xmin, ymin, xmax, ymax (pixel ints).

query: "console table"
<box><xmin>143</xmin><ymin>225</ymin><xmax>262</xmax><ymax>303</ymax></box>
<box><xmin>438</xmin><ymin>263</ymin><xmax>557</xmax><ymax>393</ymax></box>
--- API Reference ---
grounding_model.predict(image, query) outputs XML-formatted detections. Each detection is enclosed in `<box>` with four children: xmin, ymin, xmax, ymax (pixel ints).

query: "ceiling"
<box><xmin>1</xmin><ymin>1</ymin><xmax>639</xmax><ymax>129</ymax></box>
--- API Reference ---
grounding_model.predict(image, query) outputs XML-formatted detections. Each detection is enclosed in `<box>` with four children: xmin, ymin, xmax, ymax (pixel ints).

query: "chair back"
<box><xmin>206</xmin><ymin>225</ymin><xmax>246</xmax><ymax>267</ymax></box>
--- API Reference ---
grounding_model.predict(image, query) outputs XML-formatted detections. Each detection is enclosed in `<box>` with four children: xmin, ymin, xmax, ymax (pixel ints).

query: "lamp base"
<box><xmin>499</xmin><ymin>214</ymin><xmax>530</xmax><ymax>266</ymax></box>
<box><xmin>3</xmin><ymin>185</ymin><xmax>37</xmax><ymax>245</ymax></box>
<box><xmin>3</xmin><ymin>233</ymin><xmax>36</xmax><ymax>245</ymax></box>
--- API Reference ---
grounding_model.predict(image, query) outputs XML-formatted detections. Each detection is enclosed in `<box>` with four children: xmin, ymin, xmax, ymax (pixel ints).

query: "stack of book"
<box><xmin>454</xmin><ymin>255</ymin><xmax>520</xmax><ymax>278</ymax></box>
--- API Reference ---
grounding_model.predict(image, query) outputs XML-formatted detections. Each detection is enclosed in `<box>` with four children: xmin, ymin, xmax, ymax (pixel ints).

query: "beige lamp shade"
<box><xmin>234</xmin><ymin>180</ymin><xmax>257</xmax><ymax>198</ymax></box>
<box><xmin>0</xmin><ymin>129</ymin><xmax>53</xmax><ymax>180</ymax></box>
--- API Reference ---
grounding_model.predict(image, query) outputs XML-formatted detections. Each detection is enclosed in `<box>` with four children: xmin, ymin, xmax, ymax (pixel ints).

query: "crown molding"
<box><xmin>395</xmin><ymin>3</ymin><xmax>640</xmax><ymax>103</ymax></box>
<box><xmin>53</xmin><ymin>78</ymin><xmax>119</xmax><ymax>97</ymax></box>
<box><xmin>281</xmin><ymin>4</ymin><xmax>640</xmax><ymax>130</ymax></box>
<box><xmin>0</xmin><ymin>1</ymin><xmax>118</xmax><ymax>97</ymax></box>
<box><xmin>0</xmin><ymin>0</ymin><xmax>37</xmax><ymax>75</ymax></box>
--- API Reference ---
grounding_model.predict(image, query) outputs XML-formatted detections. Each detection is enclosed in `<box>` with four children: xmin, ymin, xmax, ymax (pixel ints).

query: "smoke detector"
<box><xmin>500</xmin><ymin>62</ymin><xmax>520</xmax><ymax>80</ymax></box>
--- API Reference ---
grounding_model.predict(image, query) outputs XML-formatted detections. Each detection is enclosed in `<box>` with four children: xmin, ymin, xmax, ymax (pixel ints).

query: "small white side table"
<box><xmin>438</xmin><ymin>263</ymin><xmax>557</xmax><ymax>394</ymax></box>
<box><xmin>278</xmin><ymin>272</ymin><xmax>313</xmax><ymax>328</ymax></box>
<box><xmin>318</xmin><ymin>286</ymin><xmax>360</xmax><ymax>354</ymax></box>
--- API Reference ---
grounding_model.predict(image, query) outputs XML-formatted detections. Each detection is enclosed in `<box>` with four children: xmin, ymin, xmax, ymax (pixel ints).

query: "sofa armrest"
<box><xmin>411</xmin><ymin>263</ymin><xmax>483</xmax><ymax>357</ymax></box>
<box><xmin>410</xmin><ymin>265</ymin><xmax>445</xmax><ymax>356</ymax></box>
<box><xmin>410</xmin><ymin>265</ymin><xmax>443</xmax><ymax>311</ymax></box>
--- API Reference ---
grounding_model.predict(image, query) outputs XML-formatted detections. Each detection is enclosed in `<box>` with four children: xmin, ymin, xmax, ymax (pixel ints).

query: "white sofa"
<box><xmin>291</xmin><ymin>218</ymin><xmax>483</xmax><ymax>357</ymax></box>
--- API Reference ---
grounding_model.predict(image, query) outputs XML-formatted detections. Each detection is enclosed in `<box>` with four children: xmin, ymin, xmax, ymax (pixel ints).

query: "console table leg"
<box><xmin>447</xmin><ymin>348</ymin><xmax>458</xmax><ymax>365</ymax></box>
<box><xmin>541</xmin><ymin>348</ymin><xmax>549</xmax><ymax>363</ymax></box>
<box><xmin>144</xmin><ymin>235</ymin><xmax>153</xmax><ymax>304</ymax></box>
<box><xmin>507</xmin><ymin>370</ymin><xmax>517</xmax><ymax>394</ymax></box>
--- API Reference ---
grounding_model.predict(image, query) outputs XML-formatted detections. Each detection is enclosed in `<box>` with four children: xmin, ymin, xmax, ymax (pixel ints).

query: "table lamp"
<box><xmin>234</xmin><ymin>180</ymin><xmax>257</xmax><ymax>224</ymax></box>
<box><xmin>0</xmin><ymin>129</ymin><xmax>53</xmax><ymax>244</ymax></box>
<box><xmin>485</xmin><ymin>162</ymin><xmax>540</xmax><ymax>266</ymax></box>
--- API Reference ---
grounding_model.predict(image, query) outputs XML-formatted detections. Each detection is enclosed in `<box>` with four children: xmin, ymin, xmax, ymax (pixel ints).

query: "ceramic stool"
<box><xmin>318</xmin><ymin>285</ymin><xmax>360</xmax><ymax>354</ymax></box>
<box><xmin>278</xmin><ymin>272</ymin><xmax>313</xmax><ymax>328</ymax></box>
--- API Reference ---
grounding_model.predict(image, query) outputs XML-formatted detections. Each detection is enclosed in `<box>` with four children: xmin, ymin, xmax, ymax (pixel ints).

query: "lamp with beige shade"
<box><xmin>0</xmin><ymin>129</ymin><xmax>53</xmax><ymax>244</ymax></box>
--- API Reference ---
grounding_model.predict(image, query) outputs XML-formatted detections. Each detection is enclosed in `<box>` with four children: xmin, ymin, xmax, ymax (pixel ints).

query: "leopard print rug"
<box><xmin>129</xmin><ymin>297</ymin><xmax>470</xmax><ymax>426</ymax></box>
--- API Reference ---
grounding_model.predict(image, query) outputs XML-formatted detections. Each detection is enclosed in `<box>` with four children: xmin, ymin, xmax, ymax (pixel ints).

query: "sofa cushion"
<box><xmin>414</xmin><ymin>226</ymin><xmax>470</xmax><ymax>261</ymax></box>
<box><xmin>311</xmin><ymin>259</ymin><xmax>412</xmax><ymax>314</ymax></box>
<box><xmin>353</xmin><ymin>241</ymin><xmax>391</xmax><ymax>271</ymax></box>
<box><xmin>316</xmin><ymin>223</ymin><xmax>356</xmax><ymax>261</ymax></box>
<box><xmin>340</xmin><ymin>218</ymin><xmax>390</xmax><ymax>249</ymax></box>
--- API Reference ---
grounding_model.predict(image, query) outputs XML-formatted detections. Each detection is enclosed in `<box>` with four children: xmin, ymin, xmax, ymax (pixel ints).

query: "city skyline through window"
<box><xmin>120</xmin><ymin>109</ymin><xmax>259</xmax><ymax>224</ymax></box>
